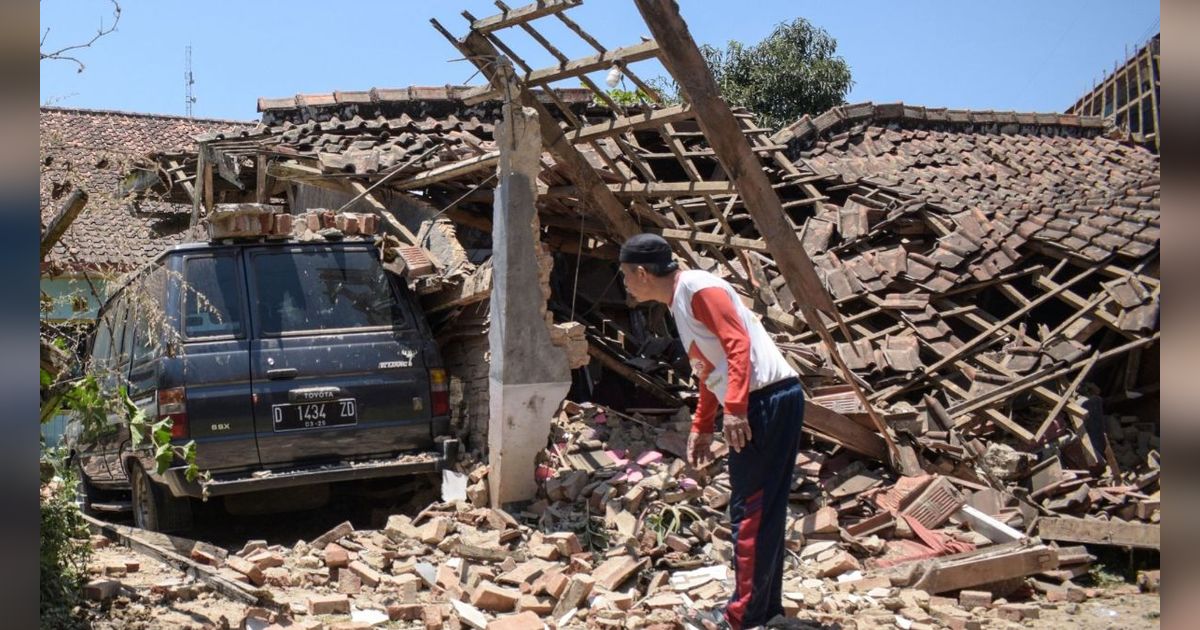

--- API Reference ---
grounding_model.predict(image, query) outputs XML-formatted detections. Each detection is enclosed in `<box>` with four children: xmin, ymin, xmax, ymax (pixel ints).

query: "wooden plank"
<box><xmin>804</xmin><ymin>401</ymin><xmax>888</xmax><ymax>461</ymax></box>
<box><xmin>586</xmin><ymin>341</ymin><xmax>681</xmax><ymax>405</ymax></box>
<box><xmin>431</xmin><ymin>22</ymin><xmax>641</xmax><ymax>240</ymax></box>
<box><xmin>191</xmin><ymin>145</ymin><xmax>206</xmax><ymax>226</ymax></box>
<box><xmin>391</xmin><ymin>150</ymin><xmax>499</xmax><ymax>190</ymax></box>
<box><xmin>910</xmin><ymin>543</ymin><xmax>1059</xmax><ymax>594</ymax></box>
<box><xmin>470</xmin><ymin>0</ymin><xmax>582</xmax><ymax>33</ymax></box>
<box><xmin>460</xmin><ymin>39</ymin><xmax>661</xmax><ymax>104</ymax></box>
<box><xmin>567</xmin><ymin>104</ymin><xmax>694</xmax><ymax>144</ymax></box>
<box><xmin>82</xmin><ymin>514</ymin><xmax>260</xmax><ymax>604</ymax></box>
<box><xmin>875</xmin><ymin>259</ymin><xmax>1109</xmax><ymax>403</ymax></box>
<box><xmin>608</xmin><ymin>181</ymin><xmax>737</xmax><ymax>198</ymax></box>
<box><xmin>40</xmin><ymin>188</ymin><xmax>88</xmax><ymax>260</ymax></box>
<box><xmin>1032</xmin><ymin>352</ymin><xmax>1100</xmax><ymax>442</ymax></box>
<box><xmin>1037</xmin><ymin>516</ymin><xmax>1159</xmax><ymax>549</ymax></box>
<box><xmin>947</xmin><ymin>334</ymin><xmax>1159</xmax><ymax>420</ymax></box>
<box><xmin>167</xmin><ymin>159</ymin><xmax>198</xmax><ymax>205</ymax></box>
<box><xmin>347</xmin><ymin>181</ymin><xmax>420</xmax><ymax>245</ymax></box>
<box><xmin>254</xmin><ymin>154</ymin><xmax>269</xmax><ymax>204</ymax></box>
<box><xmin>634</xmin><ymin>0</ymin><xmax>906</xmax><ymax>472</ymax></box>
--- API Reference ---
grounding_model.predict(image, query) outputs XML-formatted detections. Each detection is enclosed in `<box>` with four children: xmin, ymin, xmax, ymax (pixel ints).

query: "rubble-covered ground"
<box><xmin>71</xmin><ymin>402</ymin><xmax>1159</xmax><ymax>630</ymax></box>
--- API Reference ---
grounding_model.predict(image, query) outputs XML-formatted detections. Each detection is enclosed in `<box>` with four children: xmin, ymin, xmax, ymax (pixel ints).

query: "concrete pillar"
<box><xmin>487</xmin><ymin>101</ymin><xmax>571</xmax><ymax>507</ymax></box>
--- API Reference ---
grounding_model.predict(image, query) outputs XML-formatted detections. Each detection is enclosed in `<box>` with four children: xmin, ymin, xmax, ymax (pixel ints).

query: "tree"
<box><xmin>700</xmin><ymin>17</ymin><xmax>853</xmax><ymax>129</ymax></box>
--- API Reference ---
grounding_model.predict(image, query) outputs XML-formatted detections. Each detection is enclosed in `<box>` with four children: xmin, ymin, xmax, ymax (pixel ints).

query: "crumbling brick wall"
<box><xmin>438</xmin><ymin>238</ymin><xmax>586</xmax><ymax>454</ymax></box>
<box><xmin>438</xmin><ymin>301</ymin><xmax>491</xmax><ymax>451</ymax></box>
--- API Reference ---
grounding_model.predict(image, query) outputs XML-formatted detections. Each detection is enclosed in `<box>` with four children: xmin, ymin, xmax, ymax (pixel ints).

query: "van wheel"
<box><xmin>72</xmin><ymin>458</ymin><xmax>98</xmax><ymax>517</ymax></box>
<box><xmin>130</xmin><ymin>463</ymin><xmax>192</xmax><ymax>533</ymax></box>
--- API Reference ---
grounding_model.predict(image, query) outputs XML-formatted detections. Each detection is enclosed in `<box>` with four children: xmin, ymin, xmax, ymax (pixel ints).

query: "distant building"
<box><xmin>39</xmin><ymin>106</ymin><xmax>253</xmax><ymax>444</ymax></box>
<box><xmin>39</xmin><ymin>106</ymin><xmax>255</xmax><ymax>324</ymax></box>
<box><xmin>1066</xmin><ymin>34</ymin><xmax>1160</xmax><ymax>153</ymax></box>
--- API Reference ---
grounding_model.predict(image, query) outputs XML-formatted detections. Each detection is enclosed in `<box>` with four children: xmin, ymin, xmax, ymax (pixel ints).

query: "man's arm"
<box><xmin>691</xmin><ymin>287</ymin><xmax>753</xmax><ymax>451</ymax></box>
<box><xmin>690</xmin><ymin>287</ymin><xmax>751</xmax><ymax>416</ymax></box>
<box><xmin>692</xmin><ymin>380</ymin><xmax>719</xmax><ymax>433</ymax></box>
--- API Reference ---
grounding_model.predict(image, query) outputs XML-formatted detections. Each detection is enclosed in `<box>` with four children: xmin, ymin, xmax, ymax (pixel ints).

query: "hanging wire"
<box><xmin>570</xmin><ymin>209</ymin><xmax>586</xmax><ymax>321</ymax></box>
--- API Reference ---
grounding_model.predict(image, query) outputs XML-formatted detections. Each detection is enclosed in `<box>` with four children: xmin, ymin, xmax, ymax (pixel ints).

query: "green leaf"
<box><xmin>154</xmin><ymin>442</ymin><xmax>174</xmax><ymax>475</ymax></box>
<box><xmin>183</xmin><ymin>441</ymin><xmax>199</xmax><ymax>482</ymax></box>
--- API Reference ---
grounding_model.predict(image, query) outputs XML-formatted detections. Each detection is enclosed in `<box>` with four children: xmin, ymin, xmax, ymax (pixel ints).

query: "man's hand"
<box><xmin>687</xmin><ymin>431</ymin><xmax>715</xmax><ymax>468</ymax></box>
<box><xmin>723</xmin><ymin>413</ymin><xmax>752</xmax><ymax>453</ymax></box>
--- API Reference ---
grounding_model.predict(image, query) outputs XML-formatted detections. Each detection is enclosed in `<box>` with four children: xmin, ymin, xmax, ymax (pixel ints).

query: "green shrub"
<box><xmin>40</xmin><ymin>449</ymin><xmax>92</xmax><ymax>629</ymax></box>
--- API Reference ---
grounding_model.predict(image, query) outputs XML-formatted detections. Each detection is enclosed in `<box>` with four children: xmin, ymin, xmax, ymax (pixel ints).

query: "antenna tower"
<box><xmin>185</xmin><ymin>45</ymin><xmax>197</xmax><ymax>118</ymax></box>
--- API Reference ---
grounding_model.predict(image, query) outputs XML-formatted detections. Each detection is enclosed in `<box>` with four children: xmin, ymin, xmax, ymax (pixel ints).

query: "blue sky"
<box><xmin>39</xmin><ymin>0</ymin><xmax>1160</xmax><ymax>122</ymax></box>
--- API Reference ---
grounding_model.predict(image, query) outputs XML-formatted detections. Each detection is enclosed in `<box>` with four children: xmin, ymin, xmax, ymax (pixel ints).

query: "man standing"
<box><xmin>618</xmin><ymin>233</ymin><xmax>805</xmax><ymax>629</ymax></box>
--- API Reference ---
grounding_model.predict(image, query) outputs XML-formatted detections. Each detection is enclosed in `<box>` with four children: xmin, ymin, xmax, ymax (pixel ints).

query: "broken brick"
<box><xmin>308</xmin><ymin>594</ymin><xmax>351</xmax><ymax>615</ymax></box>
<box><xmin>515</xmin><ymin>594</ymin><xmax>553</xmax><ymax>615</ymax></box>
<box><xmin>546</xmin><ymin>532</ymin><xmax>583</xmax><ymax>557</ymax></box>
<box><xmin>84</xmin><ymin>579</ymin><xmax>120</xmax><ymax>601</ymax></box>
<box><xmin>470</xmin><ymin>581</ymin><xmax>521</xmax><ymax>612</ymax></box>
<box><xmin>324</xmin><ymin>543</ymin><xmax>350</xmax><ymax>568</ymax></box>
<box><xmin>387</xmin><ymin>603</ymin><xmax>425</xmax><ymax>621</ymax></box>
<box><xmin>594</xmin><ymin>555</ymin><xmax>642</xmax><ymax>591</ymax></box>
<box><xmin>348</xmin><ymin>560</ymin><xmax>381</xmax><ymax>587</ymax></box>
<box><xmin>485</xmin><ymin>611</ymin><xmax>543</xmax><ymax>630</ymax></box>
<box><xmin>958</xmin><ymin>589</ymin><xmax>992</xmax><ymax>609</ymax></box>
<box><xmin>225</xmin><ymin>555</ymin><xmax>265</xmax><ymax>586</ymax></box>
<box><xmin>551</xmin><ymin>574</ymin><xmax>595</xmax><ymax>618</ymax></box>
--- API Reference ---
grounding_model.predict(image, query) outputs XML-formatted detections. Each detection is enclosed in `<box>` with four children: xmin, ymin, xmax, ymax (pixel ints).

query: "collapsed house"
<box><xmin>100</xmin><ymin>0</ymin><xmax>1159</xmax><ymax>626</ymax></box>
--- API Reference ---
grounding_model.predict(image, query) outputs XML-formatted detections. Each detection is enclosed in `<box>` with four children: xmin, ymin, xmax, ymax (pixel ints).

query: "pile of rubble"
<box><xmin>73</xmin><ymin>393</ymin><xmax>1155</xmax><ymax>630</ymax></box>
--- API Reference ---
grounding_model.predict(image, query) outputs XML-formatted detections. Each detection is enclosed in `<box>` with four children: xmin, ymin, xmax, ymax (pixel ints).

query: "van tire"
<box><xmin>130</xmin><ymin>463</ymin><xmax>192</xmax><ymax>533</ymax></box>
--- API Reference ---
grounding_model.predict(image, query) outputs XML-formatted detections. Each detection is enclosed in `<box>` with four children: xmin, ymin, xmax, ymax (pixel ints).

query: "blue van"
<box><xmin>66</xmin><ymin>237</ymin><xmax>458</xmax><ymax>532</ymax></box>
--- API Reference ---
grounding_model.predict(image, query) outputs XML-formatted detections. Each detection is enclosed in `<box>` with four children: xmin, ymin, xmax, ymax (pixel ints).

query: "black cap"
<box><xmin>619</xmin><ymin>233</ymin><xmax>674</xmax><ymax>266</ymax></box>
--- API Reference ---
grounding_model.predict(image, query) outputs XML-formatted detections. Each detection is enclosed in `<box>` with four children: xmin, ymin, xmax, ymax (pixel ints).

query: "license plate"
<box><xmin>272</xmin><ymin>398</ymin><xmax>357</xmax><ymax>432</ymax></box>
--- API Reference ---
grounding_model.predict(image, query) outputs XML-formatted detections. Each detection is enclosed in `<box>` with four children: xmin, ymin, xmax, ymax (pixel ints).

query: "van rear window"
<box><xmin>184</xmin><ymin>255</ymin><xmax>244</xmax><ymax>339</ymax></box>
<box><xmin>251</xmin><ymin>249</ymin><xmax>407</xmax><ymax>335</ymax></box>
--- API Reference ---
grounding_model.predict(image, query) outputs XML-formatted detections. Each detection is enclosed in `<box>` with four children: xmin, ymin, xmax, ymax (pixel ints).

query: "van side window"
<box><xmin>90</xmin><ymin>310</ymin><xmax>116</xmax><ymax>373</ymax></box>
<box><xmin>94</xmin><ymin>297</ymin><xmax>128</xmax><ymax>390</ymax></box>
<box><xmin>184</xmin><ymin>255</ymin><xmax>244</xmax><ymax>339</ymax></box>
<box><xmin>131</xmin><ymin>268</ymin><xmax>167</xmax><ymax>365</ymax></box>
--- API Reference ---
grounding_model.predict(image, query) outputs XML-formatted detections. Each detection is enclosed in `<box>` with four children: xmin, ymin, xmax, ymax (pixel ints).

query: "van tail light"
<box><xmin>156</xmin><ymin>387</ymin><xmax>189</xmax><ymax>440</ymax></box>
<box><xmin>429</xmin><ymin>369</ymin><xmax>450</xmax><ymax>417</ymax></box>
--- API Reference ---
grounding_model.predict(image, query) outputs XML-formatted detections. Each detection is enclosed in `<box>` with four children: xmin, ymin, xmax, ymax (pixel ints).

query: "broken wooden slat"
<box><xmin>81</xmin><ymin>514</ymin><xmax>260</xmax><ymax>605</ymax></box>
<box><xmin>391</xmin><ymin>150</ymin><xmax>500</xmax><ymax>191</ymax></box>
<box><xmin>1037</xmin><ymin>516</ymin><xmax>1160</xmax><ymax>549</ymax></box>
<box><xmin>1032</xmin><ymin>351</ymin><xmax>1100</xmax><ymax>443</ymax></box>
<box><xmin>460</xmin><ymin>40</ymin><xmax>661</xmax><ymax>104</ymax></box>
<box><xmin>469</xmin><ymin>0</ymin><xmax>582</xmax><ymax>33</ymax></box>
<box><xmin>546</xmin><ymin>181</ymin><xmax>739</xmax><ymax>199</ymax></box>
<box><xmin>875</xmin><ymin>259</ymin><xmax>1110</xmax><ymax>403</ymax></box>
<box><xmin>803</xmin><ymin>400</ymin><xmax>888</xmax><ymax>461</ymax></box>
<box><xmin>948</xmin><ymin>333</ymin><xmax>1160</xmax><ymax>420</ymax></box>
<box><xmin>659</xmin><ymin>228</ymin><xmax>768</xmax><ymax>253</ymax></box>
<box><xmin>908</xmin><ymin>541</ymin><xmax>1059</xmax><ymax>594</ymax></box>
<box><xmin>567</xmin><ymin>104</ymin><xmax>694</xmax><ymax>144</ymax></box>
<box><xmin>40</xmin><ymin>188</ymin><xmax>89</xmax><ymax>261</ymax></box>
<box><xmin>430</xmin><ymin>24</ymin><xmax>641</xmax><ymax>239</ymax></box>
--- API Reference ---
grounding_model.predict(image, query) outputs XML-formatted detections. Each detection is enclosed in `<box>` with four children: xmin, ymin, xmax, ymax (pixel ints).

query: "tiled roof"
<box><xmin>257</xmin><ymin>85</ymin><xmax>592</xmax><ymax>115</ymax></box>
<box><xmin>40</xmin><ymin>107</ymin><xmax>256</xmax><ymax>274</ymax></box>
<box><xmin>773</xmin><ymin>103</ymin><xmax>1159</xmax><ymax>299</ymax></box>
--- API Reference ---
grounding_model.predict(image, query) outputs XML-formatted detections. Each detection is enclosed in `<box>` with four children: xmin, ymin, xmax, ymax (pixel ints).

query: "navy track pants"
<box><xmin>723</xmin><ymin>378</ymin><xmax>805</xmax><ymax>629</ymax></box>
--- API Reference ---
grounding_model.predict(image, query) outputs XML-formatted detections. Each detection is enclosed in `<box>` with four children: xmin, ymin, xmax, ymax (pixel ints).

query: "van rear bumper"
<box><xmin>161</xmin><ymin>438</ymin><xmax>459</xmax><ymax>499</ymax></box>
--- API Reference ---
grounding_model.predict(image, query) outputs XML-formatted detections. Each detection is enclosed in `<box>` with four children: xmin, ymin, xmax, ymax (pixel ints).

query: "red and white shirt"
<box><xmin>669</xmin><ymin>270</ymin><xmax>797</xmax><ymax>433</ymax></box>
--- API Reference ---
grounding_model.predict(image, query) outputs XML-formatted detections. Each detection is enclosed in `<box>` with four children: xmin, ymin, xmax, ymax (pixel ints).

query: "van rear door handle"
<box><xmin>267</xmin><ymin>368</ymin><xmax>298</xmax><ymax>380</ymax></box>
